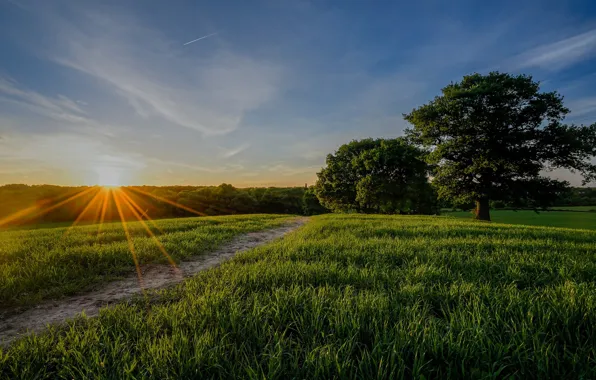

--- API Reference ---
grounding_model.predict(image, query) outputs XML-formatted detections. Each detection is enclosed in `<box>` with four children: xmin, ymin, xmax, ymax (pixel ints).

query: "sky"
<box><xmin>1</xmin><ymin>0</ymin><xmax>596</xmax><ymax>187</ymax></box>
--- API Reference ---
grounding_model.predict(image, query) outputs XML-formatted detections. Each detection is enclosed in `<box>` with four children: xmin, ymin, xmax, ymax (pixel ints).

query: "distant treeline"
<box><xmin>0</xmin><ymin>184</ymin><xmax>328</xmax><ymax>227</ymax></box>
<box><xmin>555</xmin><ymin>187</ymin><xmax>596</xmax><ymax>207</ymax></box>
<box><xmin>1</xmin><ymin>184</ymin><xmax>594</xmax><ymax>227</ymax></box>
<box><xmin>441</xmin><ymin>187</ymin><xmax>596</xmax><ymax>211</ymax></box>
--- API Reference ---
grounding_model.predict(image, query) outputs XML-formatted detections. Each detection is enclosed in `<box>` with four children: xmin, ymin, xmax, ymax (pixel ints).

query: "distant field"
<box><xmin>445</xmin><ymin>209</ymin><xmax>596</xmax><ymax>230</ymax></box>
<box><xmin>0</xmin><ymin>214</ymin><xmax>292</xmax><ymax>308</ymax></box>
<box><xmin>3</xmin><ymin>214</ymin><xmax>596</xmax><ymax>378</ymax></box>
<box><xmin>550</xmin><ymin>205</ymin><xmax>596</xmax><ymax>211</ymax></box>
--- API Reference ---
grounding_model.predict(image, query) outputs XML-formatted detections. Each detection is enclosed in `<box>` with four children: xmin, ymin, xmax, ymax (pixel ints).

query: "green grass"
<box><xmin>550</xmin><ymin>205</ymin><xmax>596</xmax><ymax>212</ymax></box>
<box><xmin>445</xmin><ymin>209</ymin><xmax>596</xmax><ymax>230</ymax></box>
<box><xmin>2</xmin><ymin>214</ymin><xmax>596</xmax><ymax>378</ymax></box>
<box><xmin>0</xmin><ymin>214</ymin><xmax>292</xmax><ymax>309</ymax></box>
<box><xmin>0</xmin><ymin>219</ymin><xmax>113</xmax><ymax>231</ymax></box>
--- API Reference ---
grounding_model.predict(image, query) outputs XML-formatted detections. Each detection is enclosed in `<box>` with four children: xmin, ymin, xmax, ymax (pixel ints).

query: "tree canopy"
<box><xmin>404</xmin><ymin>72</ymin><xmax>596</xmax><ymax>221</ymax></box>
<box><xmin>315</xmin><ymin>138</ymin><xmax>438</xmax><ymax>214</ymax></box>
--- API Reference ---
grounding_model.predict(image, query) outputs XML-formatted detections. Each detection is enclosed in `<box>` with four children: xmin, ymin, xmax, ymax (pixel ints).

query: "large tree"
<box><xmin>404</xmin><ymin>72</ymin><xmax>596</xmax><ymax>221</ymax></box>
<box><xmin>315</xmin><ymin>138</ymin><xmax>437</xmax><ymax>214</ymax></box>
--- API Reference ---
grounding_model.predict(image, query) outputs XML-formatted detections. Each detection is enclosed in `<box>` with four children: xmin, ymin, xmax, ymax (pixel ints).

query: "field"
<box><xmin>2</xmin><ymin>214</ymin><xmax>596</xmax><ymax>378</ymax></box>
<box><xmin>445</xmin><ymin>209</ymin><xmax>596</xmax><ymax>230</ymax></box>
<box><xmin>0</xmin><ymin>214</ymin><xmax>291</xmax><ymax>309</ymax></box>
<box><xmin>550</xmin><ymin>206</ymin><xmax>596</xmax><ymax>212</ymax></box>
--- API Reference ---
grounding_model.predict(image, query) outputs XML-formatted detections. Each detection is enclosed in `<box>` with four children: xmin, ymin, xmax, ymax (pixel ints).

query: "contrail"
<box><xmin>183</xmin><ymin>32</ymin><xmax>218</xmax><ymax>46</ymax></box>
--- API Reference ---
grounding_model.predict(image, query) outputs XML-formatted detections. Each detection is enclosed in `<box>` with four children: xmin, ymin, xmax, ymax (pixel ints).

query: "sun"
<box><xmin>94</xmin><ymin>165</ymin><xmax>125</xmax><ymax>187</ymax></box>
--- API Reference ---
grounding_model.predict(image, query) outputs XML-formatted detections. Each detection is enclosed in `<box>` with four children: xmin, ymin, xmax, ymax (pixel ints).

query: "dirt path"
<box><xmin>0</xmin><ymin>217</ymin><xmax>307</xmax><ymax>347</ymax></box>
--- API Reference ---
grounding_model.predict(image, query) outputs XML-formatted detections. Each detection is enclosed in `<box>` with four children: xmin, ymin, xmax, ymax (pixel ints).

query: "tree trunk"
<box><xmin>475</xmin><ymin>198</ymin><xmax>491</xmax><ymax>221</ymax></box>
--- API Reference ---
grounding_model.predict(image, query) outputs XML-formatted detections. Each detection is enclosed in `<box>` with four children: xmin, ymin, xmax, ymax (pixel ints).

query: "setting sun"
<box><xmin>94</xmin><ymin>166</ymin><xmax>126</xmax><ymax>187</ymax></box>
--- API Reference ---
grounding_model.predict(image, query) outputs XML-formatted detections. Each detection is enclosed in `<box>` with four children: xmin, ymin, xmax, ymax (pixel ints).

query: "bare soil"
<box><xmin>0</xmin><ymin>217</ymin><xmax>307</xmax><ymax>347</ymax></box>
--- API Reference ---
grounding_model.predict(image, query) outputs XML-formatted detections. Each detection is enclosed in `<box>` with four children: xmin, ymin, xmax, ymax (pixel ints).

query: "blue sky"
<box><xmin>1</xmin><ymin>0</ymin><xmax>596</xmax><ymax>187</ymax></box>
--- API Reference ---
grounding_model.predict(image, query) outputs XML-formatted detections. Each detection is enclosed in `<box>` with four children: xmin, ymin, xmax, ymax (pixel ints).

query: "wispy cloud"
<box><xmin>3</xmin><ymin>0</ymin><xmax>595</xmax><ymax>188</ymax></box>
<box><xmin>0</xmin><ymin>77</ymin><xmax>116</xmax><ymax>137</ymax></box>
<box><xmin>567</xmin><ymin>97</ymin><xmax>596</xmax><ymax>118</ymax></box>
<box><xmin>0</xmin><ymin>133</ymin><xmax>145</xmax><ymax>184</ymax></box>
<box><xmin>148</xmin><ymin>157</ymin><xmax>244</xmax><ymax>174</ymax></box>
<box><xmin>5</xmin><ymin>0</ymin><xmax>28</xmax><ymax>10</ymax></box>
<box><xmin>183</xmin><ymin>32</ymin><xmax>218</xmax><ymax>46</ymax></box>
<box><xmin>48</xmin><ymin>11</ymin><xmax>281</xmax><ymax>136</ymax></box>
<box><xmin>265</xmin><ymin>163</ymin><xmax>322</xmax><ymax>177</ymax></box>
<box><xmin>0</xmin><ymin>77</ymin><xmax>86</xmax><ymax>121</ymax></box>
<box><xmin>508</xmin><ymin>29</ymin><xmax>596</xmax><ymax>71</ymax></box>
<box><xmin>220</xmin><ymin>142</ymin><xmax>250</xmax><ymax>158</ymax></box>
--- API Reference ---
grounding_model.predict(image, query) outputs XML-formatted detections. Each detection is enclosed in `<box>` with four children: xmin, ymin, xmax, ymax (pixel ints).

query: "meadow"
<box><xmin>2</xmin><ymin>214</ymin><xmax>596</xmax><ymax>378</ymax></box>
<box><xmin>445</xmin><ymin>209</ymin><xmax>596</xmax><ymax>230</ymax></box>
<box><xmin>550</xmin><ymin>205</ymin><xmax>596</xmax><ymax>212</ymax></box>
<box><xmin>0</xmin><ymin>214</ymin><xmax>291</xmax><ymax>309</ymax></box>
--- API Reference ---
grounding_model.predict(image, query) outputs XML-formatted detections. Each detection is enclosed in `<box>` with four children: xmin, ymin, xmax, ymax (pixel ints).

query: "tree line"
<box><xmin>0</xmin><ymin>184</ymin><xmax>327</xmax><ymax>227</ymax></box>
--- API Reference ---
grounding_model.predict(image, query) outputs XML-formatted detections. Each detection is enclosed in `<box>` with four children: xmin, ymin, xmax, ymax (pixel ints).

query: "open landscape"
<box><xmin>3</xmin><ymin>1</ymin><xmax>596</xmax><ymax>378</ymax></box>
<box><xmin>2</xmin><ymin>214</ymin><xmax>596</xmax><ymax>378</ymax></box>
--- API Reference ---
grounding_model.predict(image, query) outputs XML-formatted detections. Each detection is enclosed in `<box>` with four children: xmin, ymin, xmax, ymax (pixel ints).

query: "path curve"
<box><xmin>0</xmin><ymin>217</ymin><xmax>307</xmax><ymax>347</ymax></box>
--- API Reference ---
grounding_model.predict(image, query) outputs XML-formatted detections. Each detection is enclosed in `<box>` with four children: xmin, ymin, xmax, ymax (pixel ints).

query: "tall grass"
<box><xmin>2</xmin><ymin>214</ymin><xmax>596</xmax><ymax>378</ymax></box>
<box><xmin>0</xmin><ymin>214</ymin><xmax>291</xmax><ymax>308</ymax></box>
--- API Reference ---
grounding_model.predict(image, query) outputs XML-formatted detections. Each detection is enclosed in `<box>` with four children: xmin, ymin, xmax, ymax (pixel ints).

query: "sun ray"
<box><xmin>97</xmin><ymin>188</ymin><xmax>111</xmax><ymax>236</ymax></box>
<box><xmin>116</xmin><ymin>190</ymin><xmax>180</xmax><ymax>274</ymax></box>
<box><xmin>128</xmin><ymin>186</ymin><xmax>241</xmax><ymax>216</ymax></box>
<box><xmin>128</xmin><ymin>187</ymin><xmax>207</xmax><ymax>216</ymax></box>
<box><xmin>65</xmin><ymin>188</ymin><xmax>104</xmax><ymax>234</ymax></box>
<box><xmin>0</xmin><ymin>187</ymin><xmax>97</xmax><ymax>228</ymax></box>
<box><xmin>92</xmin><ymin>188</ymin><xmax>107</xmax><ymax>225</ymax></box>
<box><xmin>0</xmin><ymin>205</ymin><xmax>40</xmax><ymax>228</ymax></box>
<box><xmin>119</xmin><ymin>188</ymin><xmax>165</xmax><ymax>234</ymax></box>
<box><xmin>113</xmin><ymin>189</ymin><xmax>145</xmax><ymax>290</ymax></box>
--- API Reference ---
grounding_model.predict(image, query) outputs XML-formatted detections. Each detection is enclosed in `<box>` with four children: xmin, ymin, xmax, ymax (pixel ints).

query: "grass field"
<box><xmin>550</xmin><ymin>205</ymin><xmax>596</xmax><ymax>212</ymax></box>
<box><xmin>2</xmin><ymin>214</ymin><xmax>596</xmax><ymax>378</ymax></box>
<box><xmin>445</xmin><ymin>209</ymin><xmax>596</xmax><ymax>230</ymax></box>
<box><xmin>0</xmin><ymin>214</ymin><xmax>291</xmax><ymax>309</ymax></box>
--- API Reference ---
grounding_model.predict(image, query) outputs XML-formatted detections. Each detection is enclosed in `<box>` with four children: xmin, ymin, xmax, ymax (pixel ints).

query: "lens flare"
<box><xmin>117</xmin><ymin>189</ymin><xmax>181</xmax><ymax>277</ymax></box>
<box><xmin>0</xmin><ymin>185</ymin><xmax>211</xmax><ymax>290</ymax></box>
<box><xmin>113</xmin><ymin>188</ymin><xmax>145</xmax><ymax>290</ymax></box>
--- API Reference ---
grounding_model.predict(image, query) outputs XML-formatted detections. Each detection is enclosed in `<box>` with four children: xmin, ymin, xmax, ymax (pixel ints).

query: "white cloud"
<box><xmin>265</xmin><ymin>163</ymin><xmax>322</xmax><ymax>177</ymax></box>
<box><xmin>508</xmin><ymin>29</ymin><xmax>596</xmax><ymax>71</ymax></box>
<box><xmin>49</xmin><ymin>11</ymin><xmax>282</xmax><ymax>136</ymax></box>
<box><xmin>0</xmin><ymin>78</ymin><xmax>116</xmax><ymax>137</ymax></box>
<box><xmin>300</xmin><ymin>149</ymin><xmax>326</xmax><ymax>160</ymax></box>
<box><xmin>219</xmin><ymin>142</ymin><xmax>251</xmax><ymax>158</ymax></box>
<box><xmin>147</xmin><ymin>157</ymin><xmax>244</xmax><ymax>174</ymax></box>
<box><xmin>567</xmin><ymin>97</ymin><xmax>596</xmax><ymax>118</ymax></box>
<box><xmin>0</xmin><ymin>134</ymin><xmax>141</xmax><ymax>168</ymax></box>
<box><xmin>0</xmin><ymin>77</ymin><xmax>86</xmax><ymax>121</ymax></box>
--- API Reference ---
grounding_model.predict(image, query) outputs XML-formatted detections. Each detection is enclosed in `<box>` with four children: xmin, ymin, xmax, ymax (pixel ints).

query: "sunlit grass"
<box><xmin>444</xmin><ymin>209</ymin><xmax>596</xmax><ymax>230</ymax></box>
<box><xmin>0</xmin><ymin>214</ymin><xmax>292</xmax><ymax>308</ymax></box>
<box><xmin>0</xmin><ymin>184</ymin><xmax>280</xmax><ymax>308</ymax></box>
<box><xmin>2</xmin><ymin>214</ymin><xmax>595</xmax><ymax>378</ymax></box>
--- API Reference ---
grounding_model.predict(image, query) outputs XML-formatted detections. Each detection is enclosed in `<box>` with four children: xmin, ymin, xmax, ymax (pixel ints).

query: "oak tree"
<box><xmin>404</xmin><ymin>72</ymin><xmax>596</xmax><ymax>220</ymax></box>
